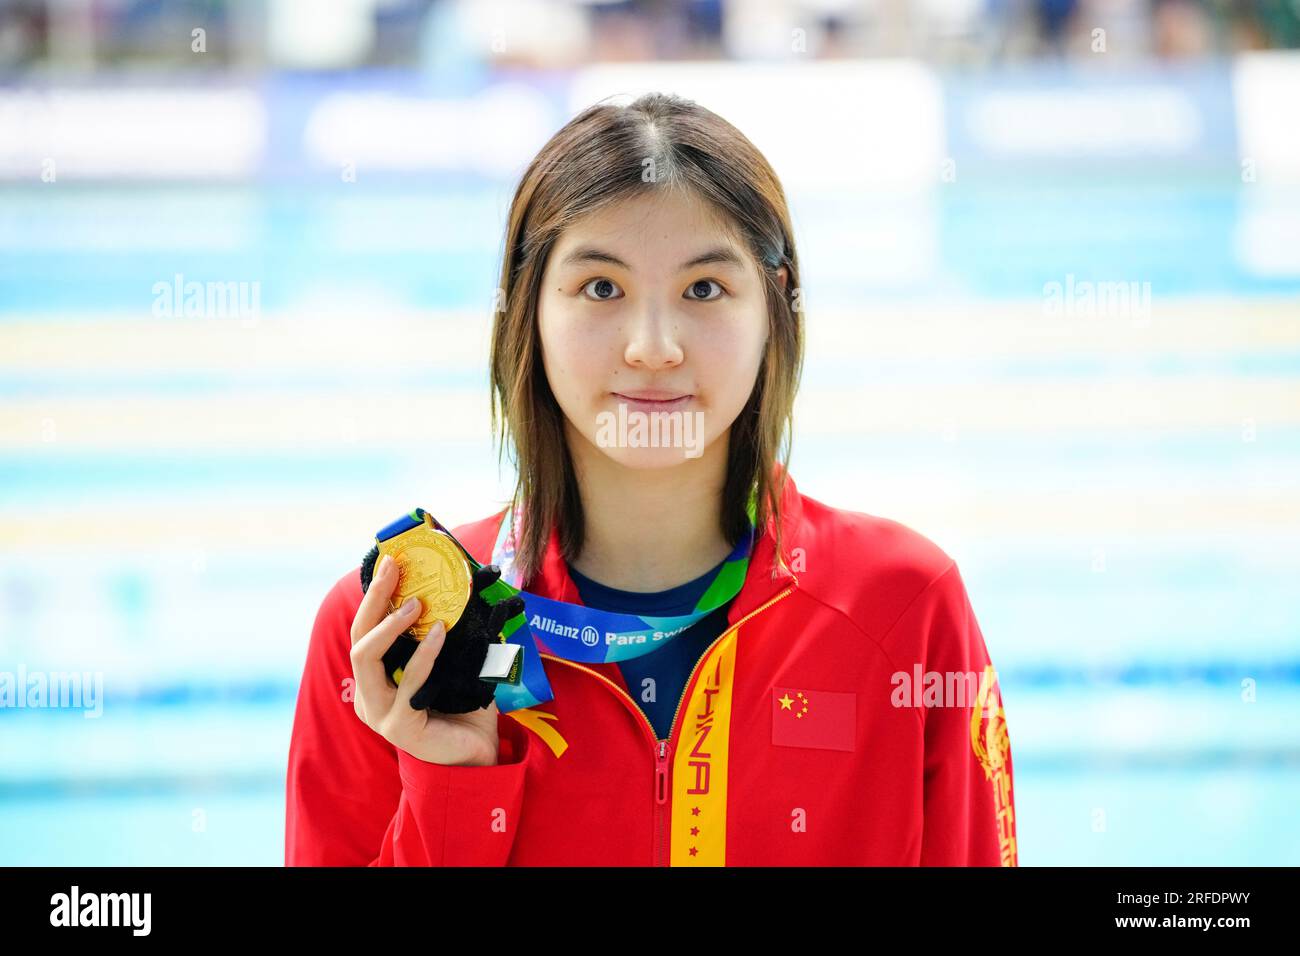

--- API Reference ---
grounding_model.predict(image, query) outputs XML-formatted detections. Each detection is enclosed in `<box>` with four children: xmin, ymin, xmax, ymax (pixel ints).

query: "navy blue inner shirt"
<box><xmin>566</xmin><ymin>557</ymin><xmax>735</xmax><ymax>741</ymax></box>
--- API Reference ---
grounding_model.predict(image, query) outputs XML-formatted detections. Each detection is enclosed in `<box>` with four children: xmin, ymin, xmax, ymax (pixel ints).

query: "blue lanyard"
<box><xmin>390</xmin><ymin>489</ymin><xmax>758</xmax><ymax>714</ymax></box>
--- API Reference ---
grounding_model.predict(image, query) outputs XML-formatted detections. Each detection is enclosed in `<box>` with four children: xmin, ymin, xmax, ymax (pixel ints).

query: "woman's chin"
<box><xmin>597</xmin><ymin>442</ymin><xmax>712</xmax><ymax>470</ymax></box>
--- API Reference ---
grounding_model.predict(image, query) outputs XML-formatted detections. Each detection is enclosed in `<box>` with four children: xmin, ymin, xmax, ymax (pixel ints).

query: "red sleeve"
<box><xmin>891</xmin><ymin>562</ymin><xmax>1019</xmax><ymax>866</ymax></box>
<box><xmin>373</xmin><ymin>719</ymin><xmax>532</xmax><ymax>866</ymax></box>
<box><xmin>285</xmin><ymin>570</ymin><xmax>402</xmax><ymax>865</ymax></box>
<box><xmin>285</xmin><ymin>569</ymin><xmax>532</xmax><ymax>867</ymax></box>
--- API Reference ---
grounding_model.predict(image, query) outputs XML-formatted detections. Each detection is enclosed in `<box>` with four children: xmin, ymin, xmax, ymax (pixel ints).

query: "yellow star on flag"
<box><xmin>778</xmin><ymin>693</ymin><xmax>794</xmax><ymax>710</ymax></box>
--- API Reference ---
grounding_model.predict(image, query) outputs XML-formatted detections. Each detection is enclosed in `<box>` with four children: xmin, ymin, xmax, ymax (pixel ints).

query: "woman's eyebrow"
<box><xmin>557</xmin><ymin>245</ymin><xmax>745</xmax><ymax>272</ymax></box>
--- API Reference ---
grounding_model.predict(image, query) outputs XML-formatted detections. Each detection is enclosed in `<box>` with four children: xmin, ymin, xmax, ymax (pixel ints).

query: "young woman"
<box><xmin>285</xmin><ymin>93</ymin><xmax>1018</xmax><ymax>867</ymax></box>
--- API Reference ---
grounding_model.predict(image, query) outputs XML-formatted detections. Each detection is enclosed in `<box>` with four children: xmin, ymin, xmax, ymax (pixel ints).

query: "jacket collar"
<box><xmin>522</xmin><ymin>462</ymin><xmax>803</xmax><ymax>627</ymax></box>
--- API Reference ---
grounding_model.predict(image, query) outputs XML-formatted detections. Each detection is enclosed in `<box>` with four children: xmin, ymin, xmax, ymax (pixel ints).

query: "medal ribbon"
<box><xmin>403</xmin><ymin>487</ymin><xmax>758</xmax><ymax>714</ymax></box>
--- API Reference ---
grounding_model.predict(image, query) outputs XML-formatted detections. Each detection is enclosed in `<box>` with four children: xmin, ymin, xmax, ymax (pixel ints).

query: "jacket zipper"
<box><xmin>655</xmin><ymin>739</ymin><xmax>670</xmax><ymax>867</ymax></box>
<box><xmin>538</xmin><ymin>578</ymin><xmax>797</xmax><ymax>866</ymax></box>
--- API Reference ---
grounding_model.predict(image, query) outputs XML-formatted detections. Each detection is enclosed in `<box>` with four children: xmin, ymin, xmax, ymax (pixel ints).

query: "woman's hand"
<box><xmin>349</xmin><ymin>554</ymin><xmax>500</xmax><ymax>766</ymax></box>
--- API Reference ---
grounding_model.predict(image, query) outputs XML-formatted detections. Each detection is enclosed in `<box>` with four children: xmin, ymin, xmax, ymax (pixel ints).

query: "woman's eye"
<box><xmin>579</xmin><ymin>277</ymin><xmax>725</xmax><ymax>302</ymax></box>
<box><xmin>684</xmin><ymin>279</ymin><xmax>724</xmax><ymax>301</ymax></box>
<box><xmin>580</xmin><ymin>277</ymin><xmax>623</xmax><ymax>301</ymax></box>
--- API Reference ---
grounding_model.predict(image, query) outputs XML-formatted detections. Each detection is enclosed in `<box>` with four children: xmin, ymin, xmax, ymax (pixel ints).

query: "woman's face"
<box><xmin>537</xmin><ymin>189</ymin><xmax>786</xmax><ymax>471</ymax></box>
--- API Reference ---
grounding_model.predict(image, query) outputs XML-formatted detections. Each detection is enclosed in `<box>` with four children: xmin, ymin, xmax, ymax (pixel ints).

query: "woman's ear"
<box><xmin>776</xmin><ymin>266</ymin><xmax>789</xmax><ymax>293</ymax></box>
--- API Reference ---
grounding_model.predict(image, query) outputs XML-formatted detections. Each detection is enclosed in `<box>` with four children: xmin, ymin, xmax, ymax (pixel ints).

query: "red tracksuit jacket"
<box><xmin>285</xmin><ymin>471</ymin><xmax>1019</xmax><ymax>866</ymax></box>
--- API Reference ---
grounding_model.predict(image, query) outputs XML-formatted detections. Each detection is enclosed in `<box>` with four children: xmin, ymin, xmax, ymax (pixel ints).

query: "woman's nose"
<box><xmin>622</xmin><ymin>305</ymin><xmax>684</xmax><ymax>369</ymax></box>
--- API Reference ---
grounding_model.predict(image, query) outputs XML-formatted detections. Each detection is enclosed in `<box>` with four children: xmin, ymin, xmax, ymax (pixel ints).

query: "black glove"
<box><xmin>359</xmin><ymin>546</ymin><xmax>525</xmax><ymax>714</ymax></box>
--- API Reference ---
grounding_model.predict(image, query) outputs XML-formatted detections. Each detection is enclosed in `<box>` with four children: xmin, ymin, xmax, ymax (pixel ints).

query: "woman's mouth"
<box><xmin>611</xmin><ymin>391</ymin><xmax>694</xmax><ymax>414</ymax></box>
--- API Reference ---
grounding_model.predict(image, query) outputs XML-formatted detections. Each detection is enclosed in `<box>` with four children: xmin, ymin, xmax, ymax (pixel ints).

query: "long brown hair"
<box><xmin>488</xmin><ymin>92</ymin><xmax>805</xmax><ymax>585</ymax></box>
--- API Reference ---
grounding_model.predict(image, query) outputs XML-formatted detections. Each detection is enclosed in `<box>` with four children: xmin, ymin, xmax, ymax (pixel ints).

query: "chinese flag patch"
<box><xmin>771</xmin><ymin>687</ymin><xmax>856</xmax><ymax>751</ymax></box>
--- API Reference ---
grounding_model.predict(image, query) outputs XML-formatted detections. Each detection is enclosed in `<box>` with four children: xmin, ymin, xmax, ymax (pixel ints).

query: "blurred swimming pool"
<box><xmin>1</xmin><ymin>177</ymin><xmax>1298</xmax><ymax>865</ymax></box>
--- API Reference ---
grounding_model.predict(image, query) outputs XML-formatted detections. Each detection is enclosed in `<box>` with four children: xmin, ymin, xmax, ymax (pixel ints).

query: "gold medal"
<box><xmin>376</xmin><ymin>515</ymin><xmax>472</xmax><ymax>639</ymax></box>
